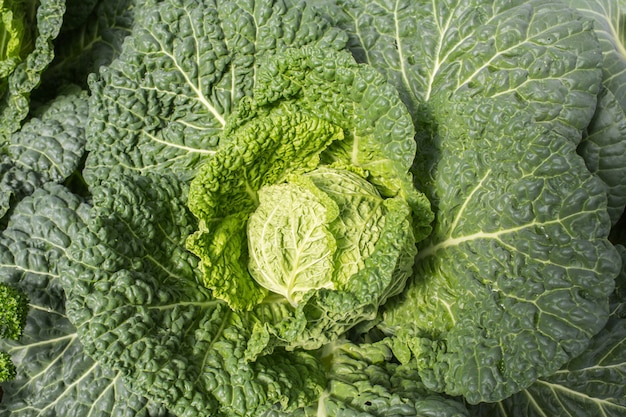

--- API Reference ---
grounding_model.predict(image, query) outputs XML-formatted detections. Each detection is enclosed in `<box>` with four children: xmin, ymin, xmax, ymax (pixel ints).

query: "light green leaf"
<box><xmin>248</xmin><ymin>179</ymin><xmax>339</xmax><ymax>307</ymax></box>
<box><xmin>306</xmin><ymin>167</ymin><xmax>387</xmax><ymax>288</ymax></box>
<box><xmin>564</xmin><ymin>0</ymin><xmax>626</xmax><ymax>108</ymax></box>
<box><xmin>187</xmin><ymin>109</ymin><xmax>343</xmax><ymax>311</ymax></box>
<box><xmin>187</xmin><ymin>45</ymin><xmax>430</xmax><ymax>354</ymax></box>
<box><xmin>235</xmin><ymin>45</ymin><xmax>425</xmax><ymax>218</ymax></box>
<box><xmin>0</xmin><ymin>0</ymin><xmax>66</xmax><ymax>142</ymax></box>
<box><xmin>0</xmin><ymin>0</ymin><xmax>28</xmax><ymax>88</ymax></box>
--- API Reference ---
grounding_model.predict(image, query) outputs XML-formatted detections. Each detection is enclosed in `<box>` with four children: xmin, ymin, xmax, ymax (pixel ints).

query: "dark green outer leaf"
<box><xmin>60</xmin><ymin>0</ymin><xmax>100</xmax><ymax>32</ymax></box>
<box><xmin>0</xmin><ymin>87</ymin><xmax>88</xmax><ymax>222</ymax></box>
<box><xmin>9</xmin><ymin>87</ymin><xmax>88</xmax><ymax>183</ymax></box>
<box><xmin>320</xmin><ymin>0</ymin><xmax>620</xmax><ymax>404</ymax></box>
<box><xmin>85</xmin><ymin>0</ymin><xmax>347</xmax><ymax>184</ymax></box>
<box><xmin>38</xmin><ymin>0</ymin><xmax>137</xmax><ymax>94</ymax></box>
<box><xmin>0</xmin><ymin>155</ymin><xmax>44</xmax><ymax>221</ymax></box>
<box><xmin>472</xmin><ymin>244</ymin><xmax>626</xmax><ymax>417</ymax></box>
<box><xmin>386</xmin><ymin>95</ymin><xmax>619</xmax><ymax>404</ymax></box>
<box><xmin>63</xmin><ymin>173</ymin><xmax>327</xmax><ymax>417</ymax></box>
<box><xmin>319</xmin><ymin>0</ymin><xmax>602</xmax><ymax>142</ymax></box>
<box><xmin>317</xmin><ymin>341</ymin><xmax>469</xmax><ymax>417</ymax></box>
<box><xmin>578</xmin><ymin>87</ymin><xmax>626</xmax><ymax>223</ymax></box>
<box><xmin>0</xmin><ymin>184</ymin><xmax>170</xmax><ymax>417</ymax></box>
<box><xmin>564</xmin><ymin>0</ymin><xmax>626</xmax><ymax>224</ymax></box>
<box><xmin>563</xmin><ymin>0</ymin><xmax>626</xmax><ymax>109</ymax></box>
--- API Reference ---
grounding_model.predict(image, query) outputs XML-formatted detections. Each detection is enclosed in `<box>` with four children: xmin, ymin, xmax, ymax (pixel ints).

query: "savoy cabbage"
<box><xmin>0</xmin><ymin>0</ymin><xmax>625</xmax><ymax>416</ymax></box>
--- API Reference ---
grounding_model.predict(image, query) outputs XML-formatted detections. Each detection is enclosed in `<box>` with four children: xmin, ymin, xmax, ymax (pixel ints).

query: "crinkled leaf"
<box><xmin>247</xmin><ymin>179</ymin><xmax>340</xmax><ymax>307</ymax></box>
<box><xmin>0</xmin><ymin>184</ymin><xmax>170</xmax><ymax>417</ymax></box>
<box><xmin>38</xmin><ymin>0</ymin><xmax>136</xmax><ymax>94</ymax></box>
<box><xmin>472</xmin><ymin>244</ymin><xmax>626</xmax><ymax>417</ymax></box>
<box><xmin>564</xmin><ymin>0</ymin><xmax>626</xmax><ymax>109</ymax></box>
<box><xmin>299</xmin><ymin>341</ymin><xmax>469</xmax><ymax>417</ymax></box>
<box><xmin>232</xmin><ymin>46</ymin><xmax>430</xmax><ymax>226</ymax></box>
<box><xmin>0</xmin><ymin>87</ymin><xmax>88</xmax><ymax>221</ymax></box>
<box><xmin>62</xmin><ymin>173</ymin><xmax>327</xmax><ymax>417</ymax></box>
<box><xmin>85</xmin><ymin>0</ymin><xmax>346</xmax><ymax>184</ymax></box>
<box><xmin>305</xmin><ymin>167</ymin><xmax>387</xmax><ymax>288</ymax></box>
<box><xmin>383</xmin><ymin>93</ymin><xmax>620</xmax><ymax>404</ymax></box>
<box><xmin>321</xmin><ymin>0</ymin><xmax>620</xmax><ymax>403</ymax></box>
<box><xmin>244</xmin><ymin>189</ymin><xmax>417</xmax><ymax>358</ymax></box>
<box><xmin>319</xmin><ymin>0</ymin><xmax>602</xmax><ymax>141</ymax></box>
<box><xmin>10</xmin><ymin>86</ymin><xmax>88</xmax><ymax>182</ymax></box>
<box><xmin>188</xmin><ymin>109</ymin><xmax>343</xmax><ymax>311</ymax></box>
<box><xmin>578</xmin><ymin>87</ymin><xmax>626</xmax><ymax>224</ymax></box>
<box><xmin>565</xmin><ymin>0</ymin><xmax>626</xmax><ymax>224</ymax></box>
<box><xmin>187</xmin><ymin>46</ymin><xmax>430</xmax><ymax>354</ymax></box>
<box><xmin>0</xmin><ymin>154</ymin><xmax>43</xmax><ymax>220</ymax></box>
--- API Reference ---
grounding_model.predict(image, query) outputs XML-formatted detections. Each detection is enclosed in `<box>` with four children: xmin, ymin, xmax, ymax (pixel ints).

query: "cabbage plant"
<box><xmin>0</xmin><ymin>0</ymin><xmax>625</xmax><ymax>416</ymax></box>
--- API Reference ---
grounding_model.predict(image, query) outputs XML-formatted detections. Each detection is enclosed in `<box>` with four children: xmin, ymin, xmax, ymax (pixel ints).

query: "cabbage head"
<box><xmin>186</xmin><ymin>46</ymin><xmax>433</xmax><ymax>354</ymax></box>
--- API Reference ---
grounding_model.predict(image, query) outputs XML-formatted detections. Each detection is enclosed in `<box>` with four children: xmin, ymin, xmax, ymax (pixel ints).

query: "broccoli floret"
<box><xmin>0</xmin><ymin>351</ymin><xmax>16</xmax><ymax>382</ymax></box>
<box><xmin>0</xmin><ymin>283</ymin><xmax>29</xmax><ymax>383</ymax></box>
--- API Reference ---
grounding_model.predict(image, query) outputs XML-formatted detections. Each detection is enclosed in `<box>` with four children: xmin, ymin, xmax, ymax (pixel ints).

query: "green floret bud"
<box><xmin>0</xmin><ymin>283</ymin><xmax>28</xmax><ymax>382</ymax></box>
<box><xmin>0</xmin><ymin>283</ymin><xmax>29</xmax><ymax>340</ymax></box>
<box><xmin>0</xmin><ymin>351</ymin><xmax>16</xmax><ymax>382</ymax></box>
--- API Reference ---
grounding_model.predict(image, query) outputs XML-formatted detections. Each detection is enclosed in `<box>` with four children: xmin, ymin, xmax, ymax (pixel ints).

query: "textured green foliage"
<box><xmin>0</xmin><ymin>184</ymin><xmax>171</xmax><ymax>416</ymax></box>
<box><xmin>247</xmin><ymin>176</ymin><xmax>341</xmax><ymax>306</ymax></box>
<box><xmin>187</xmin><ymin>109</ymin><xmax>343</xmax><ymax>310</ymax></box>
<box><xmin>40</xmin><ymin>0</ymin><xmax>137</xmax><ymax>92</ymax></box>
<box><xmin>63</xmin><ymin>173</ymin><xmax>327</xmax><ymax>417</ymax></box>
<box><xmin>578</xmin><ymin>87</ymin><xmax>626</xmax><ymax>223</ymax></box>
<box><xmin>321</xmin><ymin>0</ymin><xmax>621</xmax><ymax>404</ymax></box>
<box><xmin>0</xmin><ymin>87</ymin><xmax>88</xmax><ymax>220</ymax></box>
<box><xmin>1</xmin><ymin>0</ymin><xmax>624</xmax><ymax>416</ymax></box>
<box><xmin>303</xmin><ymin>167</ymin><xmax>388</xmax><ymax>288</ymax></box>
<box><xmin>85</xmin><ymin>0</ymin><xmax>347</xmax><ymax>184</ymax></box>
<box><xmin>473</xmin><ymin>244</ymin><xmax>626</xmax><ymax>417</ymax></box>
<box><xmin>9</xmin><ymin>86</ymin><xmax>88</xmax><ymax>182</ymax></box>
<box><xmin>308</xmin><ymin>341</ymin><xmax>470</xmax><ymax>417</ymax></box>
<box><xmin>231</xmin><ymin>46</ymin><xmax>431</xmax><ymax>230</ymax></box>
<box><xmin>566</xmin><ymin>0</ymin><xmax>626</xmax><ymax>224</ymax></box>
<box><xmin>0</xmin><ymin>0</ymin><xmax>65</xmax><ymax>142</ymax></box>
<box><xmin>187</xmin><ymin>45</ymin><xmax>431</xmax><ymax>354</ymax></box>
